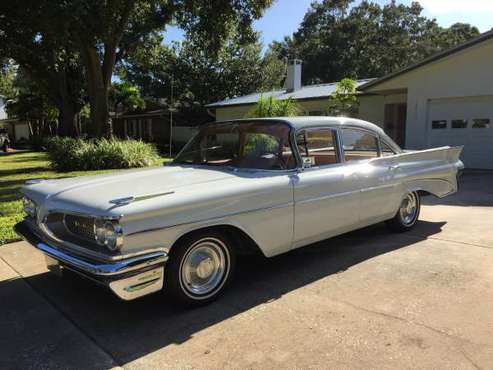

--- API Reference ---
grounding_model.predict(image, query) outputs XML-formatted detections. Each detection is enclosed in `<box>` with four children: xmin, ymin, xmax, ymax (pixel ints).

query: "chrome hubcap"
<box><xmin>400</xmin><ymin>193</ymin><xmax>418</xmax><ymax>226</ymax></box>
<box><xmin>181</xmin><ymin>239</ymin><xmax>227</xmax><ymax>296</ymax></box>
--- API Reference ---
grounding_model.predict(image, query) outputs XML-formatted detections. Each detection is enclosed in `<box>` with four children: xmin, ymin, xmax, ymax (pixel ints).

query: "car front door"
<box><xmin>292</xmin><ymin>127</ymin><xmax>360</xmax><ymax>248</ymax></box>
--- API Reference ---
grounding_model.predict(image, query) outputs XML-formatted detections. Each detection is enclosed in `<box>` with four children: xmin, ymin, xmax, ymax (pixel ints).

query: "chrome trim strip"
<box><xmin>109</xmin><ymin>191</ymin><xmax>175</xmax><ymax>206</ymax></box>
<box><xmin>44</xmin><ymin>208</ymin><xmax>123</xmax><ymax>220</ymax></box>
<box><xmin>36</xmin><ymin>243</ymin><xmax>167</xmax><ymax>276</ymax></box>
<box><xmin>295</xmin><ymin>189</ymin><xmax>361</xmax><ymax>205</ymax></box>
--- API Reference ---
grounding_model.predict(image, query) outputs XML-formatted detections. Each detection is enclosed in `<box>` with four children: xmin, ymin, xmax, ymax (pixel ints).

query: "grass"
<box><xmin>0</xmin><ymin>150</ymin><xmax>170</xmax><ymax>246</ymax></box>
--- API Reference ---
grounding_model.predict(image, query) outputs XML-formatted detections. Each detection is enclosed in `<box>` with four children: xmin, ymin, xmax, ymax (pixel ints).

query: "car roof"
<box><xmin>212</xmin><ymin>116</ymin><xmax>386</xmax><ymax>135</ymax></box>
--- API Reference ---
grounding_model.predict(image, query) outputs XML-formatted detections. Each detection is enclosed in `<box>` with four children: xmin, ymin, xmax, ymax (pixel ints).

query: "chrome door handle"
<box><xmin>389</xmin><ymin>164</ymin><xmax>400</xmax><ymax>171</ymax></box>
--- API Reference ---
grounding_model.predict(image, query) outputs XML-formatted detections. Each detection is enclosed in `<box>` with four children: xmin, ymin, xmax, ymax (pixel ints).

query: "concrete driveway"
<box><xmin>1</xmin><ymin>173</ymin><xmax>493</xmax><ymax>369</ymax></box>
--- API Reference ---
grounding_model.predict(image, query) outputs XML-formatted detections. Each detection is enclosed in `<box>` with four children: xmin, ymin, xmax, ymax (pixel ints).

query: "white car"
<box><xmin>16</xmin><ymin>117</ymin><xmax>463</xmax><ymax>305</ymax></box>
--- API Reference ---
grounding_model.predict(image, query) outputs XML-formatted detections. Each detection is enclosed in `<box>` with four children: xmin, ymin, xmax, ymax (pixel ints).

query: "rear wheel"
<box><xmin>386</xmin><ymin>191</ymin><xmax>420</xmax><ymax>232</ymax></box>
<box><xmin>165</xmin><ymin>231</ymin><xmax>235</xmax><ymax>305</ymax></box>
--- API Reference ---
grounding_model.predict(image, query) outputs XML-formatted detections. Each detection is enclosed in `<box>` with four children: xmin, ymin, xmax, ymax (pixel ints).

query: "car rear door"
<box><xmin>292</xmin><ymin>127</ymin><xmax>360</xmax><ymax>247</ymax></box>
<box><xmin>339</xmin><ymin>127</ymin><xmax>401</xmax><ymax>224</ymax></box>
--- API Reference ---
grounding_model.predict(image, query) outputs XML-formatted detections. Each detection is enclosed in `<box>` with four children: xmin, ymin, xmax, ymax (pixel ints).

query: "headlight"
<box><xmin>95</xmin><ymin>218</ymin><xmax>123</xmax><ymax>252</ymax></box>
<box><xmin>22</xmin><ymin>197</ymin><xmax>37</xmax><ymax>218</ymax></box>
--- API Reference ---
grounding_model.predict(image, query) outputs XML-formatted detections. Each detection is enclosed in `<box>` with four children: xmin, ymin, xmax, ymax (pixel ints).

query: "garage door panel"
<box><xmin>428</xmin><ymin>96</ymin><xmax>493</xmax><ymax>169</ymax></box>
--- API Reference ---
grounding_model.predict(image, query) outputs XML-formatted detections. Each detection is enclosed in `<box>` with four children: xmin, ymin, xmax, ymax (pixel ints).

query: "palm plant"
<box><xmin>247</xmin><ymin>95</ymin><xmax>301</xmax><ymax>118</ymax></box>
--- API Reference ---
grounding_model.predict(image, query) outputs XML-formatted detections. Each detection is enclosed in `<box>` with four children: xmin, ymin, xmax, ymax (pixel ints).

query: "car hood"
<box><xmin>21</xmin><ymin>165</ymin><xmax>237</xmax><ymax>217</ymax></box>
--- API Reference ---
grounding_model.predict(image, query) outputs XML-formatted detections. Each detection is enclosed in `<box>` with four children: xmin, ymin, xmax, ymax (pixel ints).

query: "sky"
<box><xmin>164</xmin><ymin>0</ymin><xmax>493</xmax><ymax>47</ymax></box>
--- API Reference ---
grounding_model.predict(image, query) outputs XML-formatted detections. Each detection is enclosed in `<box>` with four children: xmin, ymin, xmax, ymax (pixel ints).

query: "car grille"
<box><xmin>64</xmin><ymin>214</ymin><xmax>95</xmax><ymax>241</ymax></box>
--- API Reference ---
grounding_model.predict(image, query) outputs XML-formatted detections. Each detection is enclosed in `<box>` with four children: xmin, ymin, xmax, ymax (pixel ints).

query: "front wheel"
<box><xmin>165</xmin><ymin>231</ymin><xmax>235</xmax><ymax>306</ymax></box>
<box><xmin>386</xmin><ymin>191</ymin><xmax>421</xmax><ymax>232</ymax></box>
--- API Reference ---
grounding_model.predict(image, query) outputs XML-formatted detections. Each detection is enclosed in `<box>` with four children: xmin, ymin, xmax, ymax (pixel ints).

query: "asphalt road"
<box><xmin>1</xmin><ymin>172</ymin><xmax>492</xmax><ymax>369</ymax></box>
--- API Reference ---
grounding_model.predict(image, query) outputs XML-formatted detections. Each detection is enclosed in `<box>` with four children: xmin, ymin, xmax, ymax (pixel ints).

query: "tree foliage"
<box><xmin>1</xmin><ymin>0</ymin><xmax>274</xmax><ymax>136</ymax></box>
<box><xmin>327</xmin><ymin>78</ymin><xmax>359</xmax><ymax>117</ymax></box>
<box><xmin>0</xmin><ymin>60</ymin><xmax>17</xmax><ymax>99</ymax></box>
<box><xmin>4</xmin><ymin>69</ymin><xmax>60</xmax><ymax>137</ymax></box>
<box><xmin>272</xmin><ymin>0</ymin><xmax>480</xmax><ymax>84</ymax></box>
<box><xmin>123</xmin><ymin>31</ymin><xmax>286</xmax><ymax>104</ymax></box>
<box><xmin>0</xmin><ymin>2</ymin><xmax>85</xmax><ymax>136</ymax></box>
<box><xmin>247</xmin><ymin>95</ymin><xmax>301</xmax><ymax>118</ymax></box>
<box><xmin>109</xmin><ymin>82</ymin><xmax>145</xmax><ymax>114</ymax></box>
<box><xmin>120</xmin><ymin>30</ymin><xmax>286</xmax><ymax>123</ymax></box>
<box><xmin>64</xmin><ymin>0</ymin><xmax>274</xmax><ymax>135</ymax></box>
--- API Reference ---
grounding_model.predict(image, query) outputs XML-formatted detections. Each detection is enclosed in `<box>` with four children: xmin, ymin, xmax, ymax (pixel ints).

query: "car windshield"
<box><xmin>173</xmin><ymin>121</ymin><xmax>296</xmax><ymax>170</ymax></box>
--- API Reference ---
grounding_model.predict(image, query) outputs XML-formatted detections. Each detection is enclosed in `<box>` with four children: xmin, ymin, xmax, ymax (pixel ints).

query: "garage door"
<box><xmin>428</xmin><ymin>96</ymin><xmax>493</xmax><ymax>169</ymax></box>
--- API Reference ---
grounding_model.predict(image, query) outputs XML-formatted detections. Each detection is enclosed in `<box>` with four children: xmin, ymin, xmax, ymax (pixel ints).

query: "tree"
<box><xmin>61</xmin><ymin>0</ymin><xmax>274</xmax><ymax>136</ymax></box>
<box><xmin>274</xmin><ymin>0</ymin><xmax>480</xmax><ymax>84</ymax></box>
<box><xmin>110</xmin><ymin>82</ymin><xmax>145</xmax><ymax>114</ymax></box>
<box><xmin>5</xmin><ymin>70</ymin><xmax>60</xmax><ymax>137</ymax></box>
<box><xmin>247</xmin><ymin>95</ymin><xmax>301</xmax><ymax>118</ymax></box>
<box><xmin>327</xmin><ymin>78</ymin><xmax>359</xmax><ymax>116</ymax></box>
<box><xmin>175</xmin><ymin>31</ymin><xmax>285</xmax><ymax>105</ymax></box>
<box><xmin>0</xmin><ymin>60</ymin><xmax>17</xmax><ymax>99</ymax></box>
<box><xmin>0</xmin><ymin>2</ymin><xmax>85</xmax><ymax>136</ymax></box>
<box><xmin>120</xmin><ymin>30</ymin><xmax>286</xmax><ymax>123</ymax></box>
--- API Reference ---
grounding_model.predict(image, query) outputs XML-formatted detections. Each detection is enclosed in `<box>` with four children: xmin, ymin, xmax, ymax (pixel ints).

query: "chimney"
<box><xmin>285</xmin><ymin>59</ymin><xmax>302</xmax><ymax>92</ymax></box>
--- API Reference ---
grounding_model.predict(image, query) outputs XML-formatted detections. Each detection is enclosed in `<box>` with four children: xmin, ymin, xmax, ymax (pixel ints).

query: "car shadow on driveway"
<box><xmin>7</xmin><ymin>220</ymin><xmax>445</xmax><ymax>367</ymax></box>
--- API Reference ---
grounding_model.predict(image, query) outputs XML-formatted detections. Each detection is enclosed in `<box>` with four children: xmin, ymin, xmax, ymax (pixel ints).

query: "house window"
<box><xmin>341</xmin><ymin>128</ymin><xmax>379</xmax><ymax>162</ymax></box>
<box><xmin>296</xmin><ymin>128</ymin><xmax>338</xmax><ymax>167</ymax></box>
<box><xmin>147</xmin><ymin>119</ymin><xmax>153</xmax><ymax>139</ymax></box>
<box><xmin>472</xmin><ymin>119</ymin><xmax>490</xmax><ymax>129</ymax></box>
<box><xmin>431</xmin><ymin>120</ymin><xmax>447</xmax><ymax>129</ymax></box>
<box><xmin>125</xmin><ymin>119</ymin><xmax>152</xmax><ymax>140</ymax></box>
<box><xmin>451</xmin><ymin>119</ymin><xmax>468</xmax><ymax>129</ymax></box>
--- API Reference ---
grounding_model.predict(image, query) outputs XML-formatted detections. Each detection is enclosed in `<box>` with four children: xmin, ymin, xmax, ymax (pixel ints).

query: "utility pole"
<box><xmin>169</xmin><ymin>76</ymin><xmax>174</xmax><ymax>158</ymax></box>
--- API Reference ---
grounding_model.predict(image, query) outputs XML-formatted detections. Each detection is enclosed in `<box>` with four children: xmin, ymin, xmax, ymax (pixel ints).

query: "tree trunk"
<box><xmin>58</xmin><ymin>102</ymin><xmax>77</xmax><ymax>137</ymax></box>
<box><xmin>56</xmin><ymin>69</ymin><xmax>78</xmax><ymax>137</ymax></box>
<box><xmin>82</xmin><ymin>43</ymin><xmax>117</xmax><ymax>137</ymax></box>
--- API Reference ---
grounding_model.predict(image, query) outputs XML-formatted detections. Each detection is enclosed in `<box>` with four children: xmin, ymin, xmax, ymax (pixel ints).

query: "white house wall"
<box><xmin>0</xmin><ymin>97</ymin><xmax>7</xmax><ymax>120</ymax></box>
<box><xmin>365</xmin><ymin>38</ymin><xmax>493</xmax><ymax>150</ymax></box>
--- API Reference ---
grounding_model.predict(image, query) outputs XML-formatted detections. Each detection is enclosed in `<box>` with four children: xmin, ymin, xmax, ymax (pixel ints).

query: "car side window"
<box><xmin>380</xmin><ymin>140</ymin><xmax>395</xmax><ymax>157</ymax></box>
<box><xmin>296</xmin><ymin>128</ymin><xmax>339</xmax><ymax>167</ymax></box>
<box><xmin>341</xmin><ymin>128</ymin><xmax>379</xmax><ymax>162</ymax></box>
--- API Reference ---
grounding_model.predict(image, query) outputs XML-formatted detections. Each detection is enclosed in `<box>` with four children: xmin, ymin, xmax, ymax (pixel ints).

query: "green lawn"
<box><xmin>0</xmin><ymin>151</ymin><xmax>169</xmax><ymax>245</ymax></box>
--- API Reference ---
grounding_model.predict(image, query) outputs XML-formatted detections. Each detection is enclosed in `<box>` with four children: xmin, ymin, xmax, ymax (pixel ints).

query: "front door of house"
<box><xmin>384</xmin><ymin>103</ymin><xmax>407</xmax><ymax>148</ymax></box>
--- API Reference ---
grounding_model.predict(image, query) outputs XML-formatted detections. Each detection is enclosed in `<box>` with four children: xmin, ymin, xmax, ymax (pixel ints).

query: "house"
<box><xmin>0</xmin><ymin>95</ymin><xmax>6</xmax><ymax>120</ymax></box>
<box><xmin>0</xmin><ymin>95</ymin><xmax>31</xmax><ymax>143</ymax></box>
<box><xmin>112</xmin><ymin>108</ymin><xmax>198</xmax><ymax>151</ymax></box>
<box><xmin>359</xmin><ymin>29</ymin><xmax>493</xmax><ymax>170</ymax></box>
<box><xmin>207</xmin><ymin>30</ymin><xmax>493</xmax><ymax>169</ymax></box>
<box><xmin>206</xmin><ymin>60</ymin><xmax>383</xmax><ymax>130</ymax></box>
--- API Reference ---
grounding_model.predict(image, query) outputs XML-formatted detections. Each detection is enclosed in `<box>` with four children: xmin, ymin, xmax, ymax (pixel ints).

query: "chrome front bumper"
<box><xmin>15</xmin><ymin>221</ymin><xmax>168</xmax><ymax>301</ymax></box>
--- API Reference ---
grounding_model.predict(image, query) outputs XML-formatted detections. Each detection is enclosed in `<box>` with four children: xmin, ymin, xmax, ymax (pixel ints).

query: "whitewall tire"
<box><xmin>386</xmin><ymin>191</ymin><xmax>421</xmax><ymax>232</ymax></box>
<box><xmin>165</xmin><ymin>231</ymin><xmax>235</xmax><ymax>305</ymax></box>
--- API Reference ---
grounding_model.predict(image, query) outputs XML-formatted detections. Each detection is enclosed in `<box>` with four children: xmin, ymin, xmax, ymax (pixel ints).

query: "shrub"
<box><xmin>46</xmin><ymin>137</ymin><xmax>160</xmax><ymax>171</ymax></box>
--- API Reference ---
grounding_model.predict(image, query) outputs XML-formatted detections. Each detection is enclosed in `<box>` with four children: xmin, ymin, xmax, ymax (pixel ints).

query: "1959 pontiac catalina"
<box><xmin>15</xmin><ymin>117</ymin><xmax>463</xmax><ymax>305</ymax></box>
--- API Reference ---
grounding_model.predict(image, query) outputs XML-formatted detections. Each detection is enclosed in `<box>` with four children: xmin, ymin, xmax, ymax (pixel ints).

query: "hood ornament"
<box><xmin>109</xmin><ymin>191</ymin><xmax>175</xmax><ymax>206</ymax></box>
